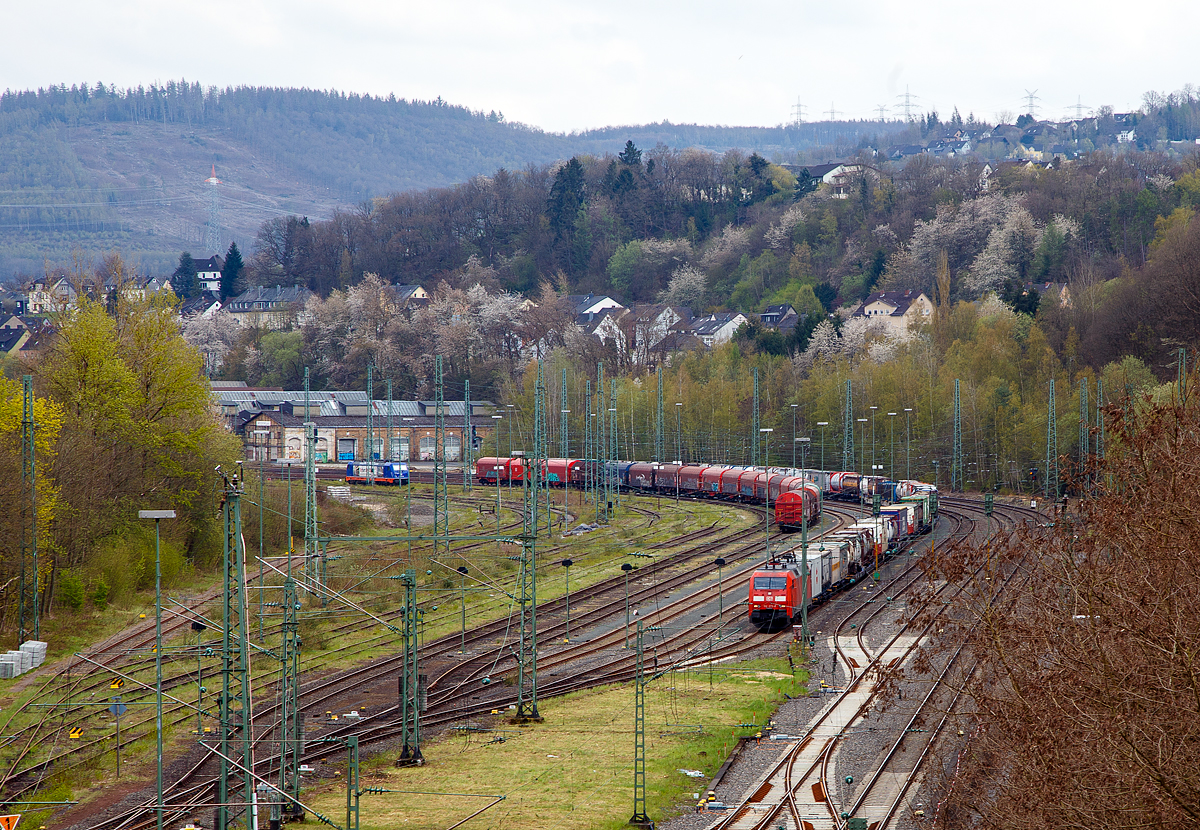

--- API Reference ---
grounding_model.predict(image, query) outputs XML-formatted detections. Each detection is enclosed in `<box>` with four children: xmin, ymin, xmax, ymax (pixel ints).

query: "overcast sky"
<box><xmin>3</xmin><ymin>1</ymin><xmax>1196</xmax><ymax>133</ymax></box>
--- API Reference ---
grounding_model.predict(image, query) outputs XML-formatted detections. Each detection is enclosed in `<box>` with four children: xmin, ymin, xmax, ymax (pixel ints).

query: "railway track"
<box><xmin>708</xmin><ymin>497</ymin><xmax>1038</xmax><ymax>830</ymax></box>
<box><xmin>1</xmin><ymin>490</ymin><xmax>764</xmax><ymax>823</ymax></box>
<box><xmin>60</xmin><ymin>501</ymin><xmax>858</xmax><ymax>830</ymax></box>
<box><xmin>12</xmin><ymin>493</ymin><xmax>1026</xmax><ymax>830</ymax></box>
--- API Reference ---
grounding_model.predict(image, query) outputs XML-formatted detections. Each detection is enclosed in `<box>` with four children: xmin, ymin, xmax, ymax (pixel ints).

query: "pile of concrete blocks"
<box><xmin>0</xmin><ymin>640</ymin><xmax>47</xmax><ymax>679</ymax></box>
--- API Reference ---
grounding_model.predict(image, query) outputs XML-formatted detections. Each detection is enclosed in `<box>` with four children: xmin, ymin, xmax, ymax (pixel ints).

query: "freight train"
<box><xmin>472</xmin><ymin>454</ymin><xmax>937</xmax><ymax>630</ymax></box>
<box><xmin>747</xmin><ymin>492</ymin><xmax>935</xmax><ymax>628</ymax></box>
<box><xmin>475</xmin><ymin>456</ymin><xmax>822</xmax><ymax>528</ymax></box>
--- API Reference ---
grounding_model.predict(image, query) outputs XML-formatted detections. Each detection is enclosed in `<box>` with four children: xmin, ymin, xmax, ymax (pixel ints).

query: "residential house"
<box><xmin>0</xmin><ymin>291</ymin><xmax>27</xmax><ymax>316</ymax></box>
<box><xmin>0</xmin><ymin>327</ymin><xmax>28</xmax><ymax>358</ymax></box>
<box><xmin>385</xmin><ymin>284</ymin><xmax>431</xmax><ymax>313</ymax></box>
<box><xmin>577</xmin><ymin>307</ymin><xmax>629</xmax><ymax>350</ymax></box>
<box><xmin>25</xmin><ymin>278</ymin><xmax>76</xmax><ymax>314</ymax></box>
<box><xmin>179</xmin><ymin>291</ymin><xmax>223</xmax><ymax>318</ymax></box>
<box><xmin>887</xmin><ymin>145</ymin><xmax>926</xmax><ymax>161</ymax></box>
<box><xmin>224</xmin><ymin>285</ymin><xmax>313</xmax><ymax>330</ymax></box>
<box><xmin>626</xmin><ymin>304</ymin><xmax>692</xmax><ymax>365</ymax></box>
<box><xmin>568</xmin><ymin>293</ymin><xmax>625</xmax><ymax>316</ymax></box>
<box><xmin>1022</xmin><ymin>281</ymin><xmax>1072</xmax><ymax>309</ymax></box>
<box><xmin>690</xmin><ymin>312</ymin><xmax>749</xmax><ymax>347</ymax></box>
<box><xmin>194</xmin><ymin>255</ymin><xmax>224</xmax><ymax>293</ymax></box>
<box><xmin>759</xmin><ymin>304</ymin><xmax>798</xmax><ymax>329</ymax></box>
<box><xmin>851</xmin><ymin>289</ymin><xmax>933</xmax><ymax>336</ymax></box>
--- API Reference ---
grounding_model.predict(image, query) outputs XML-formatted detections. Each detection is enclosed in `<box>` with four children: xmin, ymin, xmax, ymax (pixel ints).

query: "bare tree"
<box><xmin>920</xmin><ymin>390</ymin><xmax>1200</xmax><ymax>829</ymax></box>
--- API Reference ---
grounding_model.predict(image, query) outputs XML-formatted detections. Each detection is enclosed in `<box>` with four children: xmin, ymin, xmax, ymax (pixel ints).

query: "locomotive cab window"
<box><xmin>754</xmin><ymin>576</ymin><xmax>788</xmax><ymax>589</ymax></box>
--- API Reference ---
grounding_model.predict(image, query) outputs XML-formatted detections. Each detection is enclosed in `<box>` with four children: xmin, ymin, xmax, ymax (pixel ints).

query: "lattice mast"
<box><xmin>19</xmin><ymin>374</ymin><xmax>37</xmax><ymax>644</ymax></box>
<box><xmin>434</xmin><ymin>356</ymin><xmax>449</xmax><ymax>558</ymax></box>
<box><xmin>304</xmin><ymin>367</ymin><xmax>320</xmax><ymax>594</ymax></box>
<box><xmin>655</xmin><ymin>367</ymin><xmax>664</xmax><ymax>463</ymax></box>
<box><xmin>629</xmin><ymin>620</ymin><xmax>651</xmax><ymax>827</ymax></box>
<box><xmin>561</xmin><ymin>368</ymin><xmax>569</xmax><ymax>457</ymax></box>
<box><xmin>597</xmin><ymin>362</ymin><xmax>607</xmax><ymax>523</ymax></box>
<box><xmin>217</xmin><ymin>469</ymin><xmax>255</xmax><ymax>830</ymax></box>
<box><xmin>365</xmin><ymin>363</ymin><xmax>375</xmax><ymax>483</ymax></box>
<box><xmin>585</xmin><ymin>379</ymin><xmax>594</xmax><ymax>514</ymax></box>
<box><xmin>515</xmin><ymin>362</ymin><xmax>544</xmax><ymax>720</ymax></box>
<box><xmin>397</xmin><ymin>569</ymin><xmax>423</xmax><ymax>764</ymax></box>
<box><xmin>610</xmin><ymin>378</ymin><xmax>619</xmax><ymax>510</ymax></box>
<box><xmin>204</xmin><ymin>164</ymin><xmax>222</xmax><ymax>254</ymax></box>
<box><xmin>1079</xmin><ymin>377</ymin><xmax>1090</xmax><ymax>492</ymax></box>
<box><xmin>463</xmin><ymin>378</ymin><xmax>473</xmax><ymax>492</ymax></box>
<box><xmin>952</xmin><ymin>379</ymin><xmax>963</xmax><ymax>492</ymax></box>
<box><xmin>751</xmin><ymin>367</ymin><xmax>760</xmax><ymax>466</ymax></box>
<box><xmin>1046</xmin><ymin>378</ymin><xmax>1058</xmax><ymax>499</ymax></box>
<box><xmin>386</xmin><ymin>378</ymin><xmax>393</xmax><ymax>463</ymax></box>
<box><xmin>842</xmin><ymin>379</ymin><xmax>854</xmax><ymax>471</ymax></box>
<box><xmin>278</xmin><ymin>577</ymin><xmax>303</xmax><ymax>817</ymax></box>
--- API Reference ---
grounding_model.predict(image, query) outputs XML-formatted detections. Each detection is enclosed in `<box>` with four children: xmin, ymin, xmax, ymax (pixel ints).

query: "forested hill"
<box><xmin>0</xmin><ymin>81</ymin><xmax>900</xmax><ymax>276</ymax></box>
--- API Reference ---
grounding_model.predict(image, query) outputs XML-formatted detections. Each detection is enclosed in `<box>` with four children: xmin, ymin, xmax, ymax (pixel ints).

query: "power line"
<box><xmin>896</xmin><ymin>85</ymin><xmax>920</xmax><ymax>121</ymax></box>
<box><xmin>1023</xmin><ymin>89</ymin><xmax>1041</xmax><ymax>118</ymax></box>
<box><xmin>790</xmin><ymin>97</ymin><xmax>806</xmax><ymax>125</ymax></box>
<box><xmin>875</xmin><ymin>104</ymin><xmax>889</xmax><ymax>121</ymax></box>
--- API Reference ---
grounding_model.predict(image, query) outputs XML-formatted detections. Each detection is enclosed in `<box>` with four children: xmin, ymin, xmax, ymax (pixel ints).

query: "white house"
<box><xmin>851</xmin><ymin>289</ymin><xmax>933</xmax><ymax>336</ymax></box>
<box><xmin>195</xmin><ymin>255</ymin><xmax>224</xmax><ymax>293</ymax></box>
<box><xmin>569</xmin><ymin>293</ymin><xmax>625</xmax><ymax>316</ymax></box>
<box><xmin>690</xmin><ymin>312</ymin><xmax>749</xmax><ymax>347</ymax></box>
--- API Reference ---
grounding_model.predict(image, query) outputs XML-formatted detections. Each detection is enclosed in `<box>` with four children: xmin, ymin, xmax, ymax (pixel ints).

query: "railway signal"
<box><xmin>561</xmin><ymin>560</ymin><xmax>573</xmax><ymax>642</ymax></box>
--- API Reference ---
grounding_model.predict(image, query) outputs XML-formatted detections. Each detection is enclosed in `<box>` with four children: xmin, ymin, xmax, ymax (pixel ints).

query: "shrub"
<box><xmin>91</xmin><ymin>575</ymin><xmax>109</xmax><ymax>610</ymax></box>
<box><xmin>59</xmin><ymin>569</ymin><xmax>86</xmax><ymax>610</ymax></box>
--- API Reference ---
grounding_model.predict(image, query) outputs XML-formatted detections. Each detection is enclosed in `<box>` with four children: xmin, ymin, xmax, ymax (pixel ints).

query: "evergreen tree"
<box><xmin>172</xmin><ymin>252</ymin><xmax>198</xmax><ymax>300</ymax></box>
<box><xmin>221</xmin><ymin>242</ymin><xmax>244</xmax><ymax>300</ymax></box>
<box><xmin>547</xmin><ymin>158</ymin><xmax>586</xmax><ymax>241</ymax></box>
<box><xmin>618</xmin><ymin>140</ymin><xmax>642</xmax><ymax>166</ymax></box>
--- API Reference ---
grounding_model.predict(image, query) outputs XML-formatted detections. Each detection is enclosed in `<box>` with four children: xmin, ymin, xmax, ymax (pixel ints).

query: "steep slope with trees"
<box><xmin>0</xmin><ymin>82</ymin><xmax>902</xmax><ymax>276</ymax></box>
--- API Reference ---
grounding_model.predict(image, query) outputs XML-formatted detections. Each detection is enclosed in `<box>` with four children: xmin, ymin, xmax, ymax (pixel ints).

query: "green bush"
<box><xmin>59</xmin><ymin>569</ymin><xmax>86</xmax><ymax>610</ymax></box>
<box><xmin>91</xmin><ymin>575</ymin><xmax>109</xmax><ymax>610</ymax></box>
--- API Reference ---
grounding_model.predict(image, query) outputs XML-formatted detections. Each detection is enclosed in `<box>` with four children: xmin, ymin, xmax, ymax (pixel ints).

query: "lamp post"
<box><xmin>888</xmin><ymin>412</ymin><xmax>897</xmax><ymax>481</ymax></box>
<box><xmin>560</xmin><ymin>409</ymin><xmax>571</xmax><ymax>526</ymax></box>
<box><xmin>191</xmin><ymin>621</ymin><xmax>206</xmax><ymax>741</ymax></box>
<box><xmin>790</xmin><ymin>404</ymin><xmax>798</xmax><ymax>468</ymax></box>
<box><xmin>857</xmin><ymin>418</ymin><xmax>868</xmax><ymax>475</ymax></box>
<box><xmin>797</xmin><ymin>437</ymin><xmax>810</xmax><ymax>470</ymax></box>
<box><xmin>491</xmin><ymin>415</ymin><xmax>502</xmax><ymax>530</ymax></box>
<box><xmin>252</xmin><ymin>429</ymin><xmax>269</xmax><ymax>639</ymax></box>
<box><xmin>817</xmin><ymin>422</ymin><xmax>828</xmax><ymax>471</ymax></box>
<box><xmin>675</xmin><ymin>403</ymin><xmax>682</xmax><ymax>504</ymax></box>
<box><xmin>903</xmin><ymin>408</ymin><xmax>913</xmax><ymax>480</ymax></box>
<box><xmin>869</xmin><ymin>405</ymin><xmax>878</xmax><ymax>475</ymax></box>
<box><xmin>760</xmin><ymin>427</ymin><xmax>773</xmax><ymax>554</ymax></box>
<box><xmin>139</xmin><ymin>508</ymin><xmax>176</xmax><ymax>830</ymax></box>
<box><xmin>621</xmin><ymin>562</ymin><xmax>634</xmax><ymax>648</ymax></box>
<box><xmin>714</xmin><ymin>557</ymin><xmax>726</xmax><ymax>629</ymax></box>
<box><xmin>506</xmin><ymin>403</ymin><xmax>514</xmax><ymax>456</ymax></box>
<box><xmin>608</xmin><ymin>406</ymin><xmax>618</xmax><ymax>513</ymax></box>
<box><xmin>457</xmin><ymin>566</ymin><xmax>469</xmax><ymax>653</ymax></box>
<box><xmin>561</xmin><ymin>559</ymin><xmax>572</xmax><ymax>642</ymax></box>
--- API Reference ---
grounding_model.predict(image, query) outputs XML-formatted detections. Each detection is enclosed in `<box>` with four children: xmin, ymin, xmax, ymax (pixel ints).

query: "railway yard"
<box><xmin>0</xmin><ymin>467</ymin><xmax>1040</xmax><ymax>830</ymax></box>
